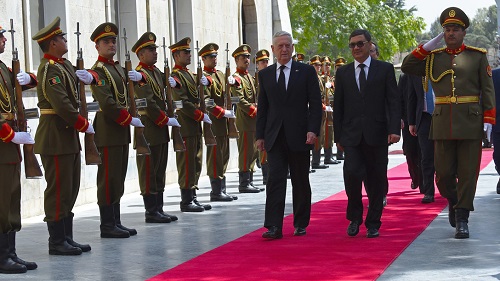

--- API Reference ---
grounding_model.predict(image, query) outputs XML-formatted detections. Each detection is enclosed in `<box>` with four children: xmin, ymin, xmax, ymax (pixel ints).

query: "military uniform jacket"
<box><xmin>231</xmin><ymin>70</ymin><xmax>257</xmax><ymax>132</ymax></box>
<box><xmin>134</xmin><ymin>63</ymin><xmax>170</xmax><ymax>146</ymax></box>
<box><xmin>171</xmin><ymin>65</ymin><xmax>202</xmax><ymax>138</ymax></box>
<box><xmin>204</xmin><ymin>68</ymin><xmax>228</xmax><ymax>137</ymax></box>
<box><xmin>402</xmin><ymin>44</ymin><xmax>496</xmax><ymax>140</ymax></box>
<box><xmin>89</xmin><ymin>56</ymin><xmax>132</xmax><ymax>147</ymax></box>
<box><xmin>35</xmin><ymin>55</ymin><xmax>87</xmax><ymax>155</ymax></box>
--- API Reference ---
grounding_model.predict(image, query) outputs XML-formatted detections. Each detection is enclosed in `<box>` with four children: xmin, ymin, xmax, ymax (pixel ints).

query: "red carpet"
<box><xmin>149</xmin><ymin>151</ymin><xmax>493</xmax><ymax>281</ymax></box>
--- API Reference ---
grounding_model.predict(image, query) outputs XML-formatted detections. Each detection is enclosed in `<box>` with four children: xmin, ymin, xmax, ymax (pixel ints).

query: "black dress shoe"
<box><xmin>383</xmin><ymin>196</ymin><xmax>387</xmax><ymax>207</ymax></box>
<box><xmin>411</xmin><ymin>181</ymin><xmax>418</xmax><ymax>190</ymax></box>
<box><xmin>293</xmin><ymin>227</ymin><xmax>306</xmax><ymax>236</ymax></box>
<box><xmin>347</xmin><ymin>221</ymin><xmax>360</xmax><ymax>237</ymax></box>
<box><xmin>367</xmin><ymin>228</ymin><xmax>380</xmax><ymax>238</ymax></box>
<box><xmin>262</xmin><ymin>226</ymin><xmax>283</xmax><ymax>239</ymax></box>
<box><xmin>311</xmin><ymin>164</ymin><xmax>329</xmax><ymax>169</ymax></box>
<box><xmin>421</xmin><ymin>195</ymin><xmax>435</xmax><ymax>203</ymax></box>
<box><xmin>497</xmin><ymin>178</ymin><xmax>500</xmax><ymax>194</ymax></box>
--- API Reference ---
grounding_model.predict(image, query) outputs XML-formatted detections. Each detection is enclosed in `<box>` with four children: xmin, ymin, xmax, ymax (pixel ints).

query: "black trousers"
<box><xmin>403</xmin><ymin>121</ymin><xmax>422</xmax><ymax>190</ymax></box>
<box><xmin>343</xmin><ymin>137</ymin><xmax>388</xmax><ymax>230</ymax></box>
<box><xmin>264</xmin><ymin>127</ymin><xmax>311</xmax><ymax>230</ymax></box>
<box><xmin>417</xmin><ymin>113</ymin><xmax>435</xmax><ymax>196</ymax></box>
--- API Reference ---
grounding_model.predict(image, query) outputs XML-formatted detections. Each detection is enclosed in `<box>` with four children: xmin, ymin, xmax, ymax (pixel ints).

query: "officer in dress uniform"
<box><xmin>310</xmin><ymin>55</ymin><xmax>328</xmax><ymax>169</ymax></box>
<box><xmin>128</xmin><ymin>32</ymin><xmax>181</xmax><ymax>222</ymax></box>
<box><xmin>32</xmin><ymin>17</ymin><xmax>92</xmax><ymax>255</ymax></box>
<box><xmin>0</xmin><ymin>25</ymin><xmax>38</xmax><ymax>273</ymax></box>
<box><xmin>255</xmin><ymin>49</ymin><xmax>270</xmax><ymax>184</ymax></box>
<box><xmin>401</xmin><ymin>7</ymin><xmax>496</xmax><ymax>239</ymax></box>
<box><xmin>199</xmin><ymin>43</ymin><xmax>238</xmax><ymax>201</ymax></box>
<box><xmin>77</xmin><ymin>23</ymin><xmax>144</xmax><ymax>238</ymax></box>
<box><xmin>231</xmin><ymin>44</ymin><xmax>262</xmax><ymax>193</ymax></box>
<box><xmin>334</xmin><ymin>57</ymin><xmax>346</xmax><ymax>160</ymax></box>
<box><xmin>168</xmin><ymin>37</ymin><xmax>212</xmax><ymax>212</ymax></box>
<box><xmin>321</xmin><ymin>56</ymin><xmax>340</xmax><ymax>165</ymax></box>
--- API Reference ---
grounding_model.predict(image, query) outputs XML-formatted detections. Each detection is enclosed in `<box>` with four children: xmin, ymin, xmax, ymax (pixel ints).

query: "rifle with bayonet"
<box><xmin>224</xmin><ymin>43</ymin><xmax>238</xmax><ymax>138</ymax></box>
<box><xmin>75</xmin><ymin>22</ymin><xmax>101</xmax><ymax>165</ymax></box>
<box><xmin>122</xmin><ymin>28</ymin><xmax>151</xmax><ymax>155</ymax></box>
<box><xmin>162</xmin><ymin>37</ymin><xmax>185</xmax><ymax>151</ymax></box>
<box><xmin>323</xmin><ymin>75</ymin><xmax>333</xmax><ymax>149</ymax></box>
<box><xmin>195</xmin><ymin>41</ymin><xmax>216</xmax><ymax>146</ymax></box>
<box><xmin>9</xmin><ymin>19</ymin><xmax>43</xmax><ymax>179</ymax></box>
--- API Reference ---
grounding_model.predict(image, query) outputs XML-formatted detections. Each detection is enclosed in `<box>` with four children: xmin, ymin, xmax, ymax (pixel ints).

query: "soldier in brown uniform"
<box><xmin>77</xmin><ymin>23</ymin><xmax>144</xmax><ymax>238</ymax></box>
<box><xmin>231</xmin><ymin>44</ymin><xmax>262</xmax><ymax>193</ymax></box>
<box><xmin>0</xmin><ymin>25</ymin><xmax>38</xmax><ymax>273</ymax></box>
<box><xmin>402</xmin><ymin>7</ymin><xmax>496</xmax><ymax>239</ymax></box>
<box><xmin>199</xmin><ymin>43</ymin><xmax>238</xmax><ymax>201</ymax></box>
<box><xmin>128</xmin><ymin>32</ymin><xmax>180</xmax><ymax>221</ymax></box>
<box><xmin>255</xmin><ymin>49</ymin><xmax>270</xmax><ymax>185</ymax></box>
<box><xmin>310</xmin><ymin>55</ymin><xmax>328</xmax><ymax>169</ymax></box>
<box><xmin>32</xmin><ymin>17</ymin><xmax>93</xmax><ymax>255</ymax></box>
<box><xmin>168</xmin><ymin>37</ymin><xmax>212</xmax><ymax>212</ymax></box>
<box><xmin>334</xmin><ymin>57</ymin><xmax>346</xmax><ymax>161</ymax></box>
<box><xmin>321</xmin><ymin>56</ymin><xmax>340</xmax><ymax>165</ymax></box>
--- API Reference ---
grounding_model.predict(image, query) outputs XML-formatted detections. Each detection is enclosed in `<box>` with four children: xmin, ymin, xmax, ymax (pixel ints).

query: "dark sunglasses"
<box><xmin>348</xmin><ymin>41</ymin><xmax>368</xmax><ymax>49</ymax></box>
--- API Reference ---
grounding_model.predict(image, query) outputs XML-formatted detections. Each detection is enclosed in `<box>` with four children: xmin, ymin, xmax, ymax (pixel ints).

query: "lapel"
<box><xmin>287</xmin><ymin>61</ymin><xmax>299</xmax><ymax>95</ymax></box>
<box><xmin>367</xmin><ymin>59</ymin><xmax>379</xmax><ymax>85</ymax></box>
<box><xmin>346</xmin><ymin>63</ymin><xmax>360</xmax><ymax>94</ymax></box>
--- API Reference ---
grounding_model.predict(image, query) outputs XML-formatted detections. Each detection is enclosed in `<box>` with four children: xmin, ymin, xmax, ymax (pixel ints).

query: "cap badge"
<box><xmin>449</xmin><ymin>10</ymin><xmax>456</xmax><ymax>18</ymax></box>
<box><xmin>210</xmin><ymin>45</ymin><xmax>214</xmax><ymax>50</ymax></box>
<box><xmin>263</xmin><ymin>51</ymin><xmax>267</xmax><ymax>55</ymax></box>
<box><xmin>187</xmin><ymin>38</ymin><xmax>191</xmax><ymax>44</ymax></box>
<box><xmin>149</xmin><ymin>34</ymin><xmax>154</xmax><ymax>40</ymax></box>
<box><xmin>105</xmin><ymin>25</ymin><xmax>111</xmax><ymax>32</ymax></box>
<box><xmin>243</xmin><ymin>46</ymin><xmax>248</xmax><ymax>51</ymax></box>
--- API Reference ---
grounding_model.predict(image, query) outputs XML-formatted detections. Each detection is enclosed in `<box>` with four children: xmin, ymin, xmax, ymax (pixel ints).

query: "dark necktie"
<box><xmin>359</xmin><ymin>63</ymin><xmax>366</xmax><ymax>92</ymax></box>
<box><xmin>278</xmin><ymin>65</ymin><xmax>286</xmax><ymax>95</ymax></box>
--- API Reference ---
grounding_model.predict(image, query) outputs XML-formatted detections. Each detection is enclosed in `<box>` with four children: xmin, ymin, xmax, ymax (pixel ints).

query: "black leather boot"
<box><xmin>47</xmin><ymin>221</ymin><xmax>82</xmax><ymax>255</ymax></box>
<box><xmin>238</xmin><ymin>171</ymin><xmax>260</xmax><ymax>193</ymax></box>
<box><xmin>64</xmin><ymin>213</ymin><xmax>92</xmax><ymax>251</ymax></box>
<box><xmin>0</xmin><ymin>233</ymin><xmax>26</xmax><ymax>274</ymax></box>
<box><xmin>210</xmin><ymin>177</ymin><xmax>233</xmax><ymax>202</ymax></box>
<box><xmin>7</xmin><ymin>232</ymin><xmax>37</xmax><ymax>270</ymax></box>
<box><xmin>261</xmin><ymin>163</ymin><xmax>269</xmax><ymax>185</ymax></box>
<box><xmin>336</xmin><ymin>149</ymin><xmax>344</xmax><ymax>160</ymax></box>
<box><xmin>249</xmin><ymin>172</ymin><xmax>265</xmax><ymax>191</ymax></box>
<box><xmin>324</xmin><ymin>148</ymin><xmax>340</xmax><ymax>164</ymax></box>
<box><xmin>455</xmin><ymin>208</ymin><xmax>470</xmax><ymax>239</ymax></box>
<box><xmin>113</xmin><ymin>203</ymin><xmax>137</xmax><ymax>236</ymax></box>
<box><xmin>143</xmin><ymin>195</ymin><xmax>172</xmax><ymax>222</ymax></box>
<box><xmin>157</xmin><ymin>192</ymin><xmax>178</xmax><ymax>221</ymax></box>
<box><xmin>448</xmin><ymin>197</ymin><xmax>458</xmax><ymax>228</ymax></box>
<box><xmin>99</xmin><ymin>205</ymin><xmax>130</xmax><ymax>238</ymax></box>
<box><xmin>221</xmin><ymin>176</ymin><xmax>238</xmax><ymax>200</ymax></box>
<box><xmin>193</xmin><ymin>189</ymin><xmax>212</xmax><ymax>210</ymax></box>
<box><xmin>311</xmin><ymin>150</ymin><xmax>328</xmax><ymax>169</ymax></box>
<box><xmin>180</xmin><ymin>189</ymin><xmax>205</xmax><ymax>212</ymax></box>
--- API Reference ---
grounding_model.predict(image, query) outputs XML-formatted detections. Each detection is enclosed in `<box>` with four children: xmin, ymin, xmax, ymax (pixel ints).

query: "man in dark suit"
<box><xmin>492</xmin><ymin>68</ymin><xmax>500</xmax><ymax>194</ymax></box>
<box><xmin>256</xmin><ymin>31</ymin><xmax>322</xmax><ymax>239</ymax></box>
<box><xmin>334</xmin><ymin>29</ymin><xmax>400</xmax><ymax>238</ymax></box>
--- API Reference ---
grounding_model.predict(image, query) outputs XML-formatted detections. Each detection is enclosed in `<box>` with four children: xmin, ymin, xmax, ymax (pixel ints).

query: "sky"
<box><xmin>404</xmin><ymin>0</ymin><xmax>497</xmax><ymax>31</ymax></box>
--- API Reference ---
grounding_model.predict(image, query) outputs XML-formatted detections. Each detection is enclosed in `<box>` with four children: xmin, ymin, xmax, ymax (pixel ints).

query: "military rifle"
<box><xmin>9</xmin><ymin>19</ymin><xmax>43</xmax><ymax>179</ymax></box>
<box><xmin>224</xmin><ymin>43</ymin><xmax>238</xmax><ymax>138</ymax></box>
<box><xmin>122</xmin><ymin>28</ymin><xmax>151</xmax><ymax>155</ymax></box>
<box><xmin>195</xmin><ymin>41</ymin><xmax>216</xmax><ymax>146</ymax></box>
<box><xmin>323</xmin><ymin>75</ymin><xmax>333</xmax><ymax>149</ymax></box>
<box><xmin>75</xmin><ymin>22</ymin><xmax>101</xmax><ymax>165</ymax></box>
<box><xmin>162</xmin><ymin>37</ymin><xmax>185</xmax><ymax>151</ymax></box>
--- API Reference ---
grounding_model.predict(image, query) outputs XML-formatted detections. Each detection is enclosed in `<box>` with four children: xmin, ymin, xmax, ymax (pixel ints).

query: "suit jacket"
<box><xmin>333</xmin><ymin>59</ymin><xmax>401</xmax><ymax>147</ymax></box>
<box><xmin>256</xmin><ymin>61</ymin><xmax>322</xmax><ymax>152</ymax></box>
<box><xmin>406</xmin><ymin>74</ymin><xmax>427</xmax><ymax>131</ymax></box>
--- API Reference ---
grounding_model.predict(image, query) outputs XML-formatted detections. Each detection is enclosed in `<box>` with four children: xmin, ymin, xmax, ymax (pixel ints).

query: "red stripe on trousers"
<box><xmin>104</xmin><ymin>147</ymin><xmax>110</xmax><ymax>205</ymax></box>
<box><xmin>54</xmin><ymin>155</ymin><xmax>61</xmax><ymax>221</ymax></box>
<box><xmin>243</xmin><ymin>132</ymin><xmax>247</xmax><ymax>171</ymax></box>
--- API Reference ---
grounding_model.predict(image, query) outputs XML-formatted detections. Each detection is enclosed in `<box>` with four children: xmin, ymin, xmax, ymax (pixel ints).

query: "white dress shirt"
<box><xmin>354</xmin><ymin>56</ymin><xmax>371</xmax><ymax>90</ymax></box>
<box><xmin>276</xmin><ymin>59</ymin><xmax>293</xmax><ymax>91</ymax></box>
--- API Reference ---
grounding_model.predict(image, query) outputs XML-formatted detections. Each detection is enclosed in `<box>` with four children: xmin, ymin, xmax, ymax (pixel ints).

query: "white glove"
<box><xmin>325</xmin><ymin>106</ymin><xmax>333</xmax><ymax>112</ymax></box>
<box><xmin>202</xmin><ymin>113</ymin><xmax>212</xmax><ymax>124</ymax></box>
<box><xmin>200</xmin><ymin>75</ymin><xmax>209</xmax><ymax>86</ymax></box>
<box><xmin>325</xmin><ymin>82</ymin><xmax>333</xmax><ymax>89</ymax></box>
<box><xmin>130</xmin><ymin>117</ymin><xmax>145</xmax><ymax>127</ymax></box>
<box><xmin>11</xmin><ymin>132</ymin><xmax>35</xmax><ymax>145</ymax></box>
<box><xmin>422</xmin><ymin>32</ymin><xmax>444</xmax><ymax>51</ymax></box>
<box><xmin>16</xmin><ymin>70</ymin><xmax>31</xmax><ymax>86</ymax></box>
<box><xmin>75</xmin><ymin>69</ymin><xmax>94</xmax><ymax>85</ymax></box>
<box><xmin>85</xmin><ymin>123</ymin><xmax>95</xmax><ymax>134</ymax></box>
<box><xmin>128</xmin><ymin>70</ymin><xmax>142</xmax><ymax>82</ymax></box>
<box><xmin>168</xmin><ymin>77</ymin><xmax>177</xmax><ymax>88</ymax></box>
<box><xmin>224</xmin><ymin>109</ymin><xmax>236</xmax><ymax>119</ymax></box>
<box><xmin>167</xmin><ymin>117</ymin><xmax>181</xmax><ymax>127</ymax></box>
<box><xmin>228</xmin><ymin>76</ymin><xmax>235</xmax><ymax>85</ymax></box>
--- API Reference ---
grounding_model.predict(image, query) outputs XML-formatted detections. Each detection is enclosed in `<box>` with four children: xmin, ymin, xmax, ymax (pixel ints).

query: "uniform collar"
<box><xmin>174</xmin><ymin>64</ymin><xmax>189</xmax><ymax>71</ymax></box>
<box><xmin>139</xmin><ymin>61</ymin><xmax>155</xmax><ymax>70</ymax></box>
<box><xmin>445</xmin><ymin>44</ymin><xmax>466</xmax><ymax>55</ymax></box>
<box><xmin>43</xmin><ymin>53</ymin><xmax>65</xmax><ymax>63</ymax></box>
<box><xmin>236</xmin><ymin>68</ymin><xmax>248</xmax><ymax>75</ymax></box>
<box><xmin>204</xmin><ymin>66</ymin><xmax>216</xmax><ymax>73</ymax></box>
<box><xmin>97</xmin><ymin>55</ymin><xmax>115</xmax><ymax>64</ymax></box>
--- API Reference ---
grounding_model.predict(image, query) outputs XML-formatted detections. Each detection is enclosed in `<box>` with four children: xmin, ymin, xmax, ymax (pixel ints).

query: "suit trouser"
<box><xmin>343</xmin><ymin>137</ymin><xmax>387</xmax><ymax>229</ymax></box>
<box><xmin>493</xmin><ymin>131</ymin><xmax>500</xmax><ymax>173</ymax></box>
<box><xmin>137</xmin><ymin>142</ymin><xmax>168</xmax><ymax>195</ymax></box>
<box><xmin>417</xmin><ymin>113</ymin><xmax>435</xmax><ymax>196</ymax></box>
<box><xmin>402</xmin><ymin>121</ymin><xmax>422</xmax><ymax>190</ymax></box>
<box><xmin>0</xmin><ymin>163</ymin><xmax>21</xmax><ymax>233</ymax></box>
<box><xmin>434</xmin><ymin>139</ymin><xmax>482</xmax><ymax>211</ymax></box>
<box><xmin>97</xmin><ymin>145</ymin><xmax>128</xmax><ymax>206</ymax></box>
<box><xmin>237</xmin><ymin>131</ymin><xmax>257</xmax><ymax>172</ymax></box>
<box><xmin>176</xmin><ymin>135</ymin><xmax>202</xmax><ymax>189</ymax></box>
<box><xmin>264</xmin><ymin>127</ymin><xmax>311</xmax><ymax>229</ymax></box>
<box><xmin>41</xmin><ymin>153</ymin><xmax>81</xmax><ymax>222</ymax></box>
<box><xmin>206</xmin><ymin>135</ymin><xmax>229</xmax><ymax>179</ymax></box>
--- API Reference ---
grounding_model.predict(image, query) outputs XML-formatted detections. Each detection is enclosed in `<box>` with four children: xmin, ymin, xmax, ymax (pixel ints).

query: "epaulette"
<box><xmin>96</xmin><ymin>62</ymin><xmax>104</xmax><ymax>68</ymax></box>
<box><xmin>430</xmin><ymin>47</ymin><xmax>446</xmax><ymax>54</ymax></box>
<box><xmin>49</xmin><ymin>59</ymin><xmax>55</xmax><ymax>65</ymax></box>
<box><xmin>465</xmin><ymin>46</ymin><xmax>487</xmax><ymax>54</ymax></box>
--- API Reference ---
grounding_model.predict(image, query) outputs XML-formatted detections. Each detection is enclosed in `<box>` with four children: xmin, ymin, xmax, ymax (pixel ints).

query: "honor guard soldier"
<box><xmin>334</xmin><ymin>57</ymin><xmax>346</xmax><ymax>160</ymax></box>
<box><xmin>168</xmin><ymin>37</ymin><xmax>213</xmax><ymax>212</ymax></box>
<box><xmin>128</xmin><ymin>32</ymin><xmax>180</xmax><ymax>221</ymax></box>
<box><xmin>255</xmin><ymin>49</ymin><xmax>270</xmax><ymax>184</ymax></box>
<box><xmin>231</xmin><ymin>44</ymin><xmax>262</xmax><ymax>193</ymax></box>
<box><xmin>321</xmin><ymin>56</ymin><xmax>340</xmax><ymax>165</ymax></box>
<box><xmin>0</xmin><ymin>24</ymin><xmax>38</xmax><ymax>273</ymax></box>
<box><xmin>199</xmin><ymin>43</ymin><xmax>238</xmax><ymax>201</ymax></box>
<box><xmin>310</xmin><ymin>55</ymin><xmax>328</xmax><ymax>169</ymax></box>
<box><xmin>32</xmin><ymin>17</ymin><xmax>92</xmax><ymax>255</ymax></box>
<box><xmin>77</xmin><ymin>23</ymin><xmax>143</xmax><ymax>238</ymax></box>
<box><xmin>296</xmin><ymin>53</ymin><xmax>305</xmax><ymax>63</ymax></box>
<box><xmin>402</xmin><ymin>7</ymin><xmax>496</xmax><ymax>239</ymax></box>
